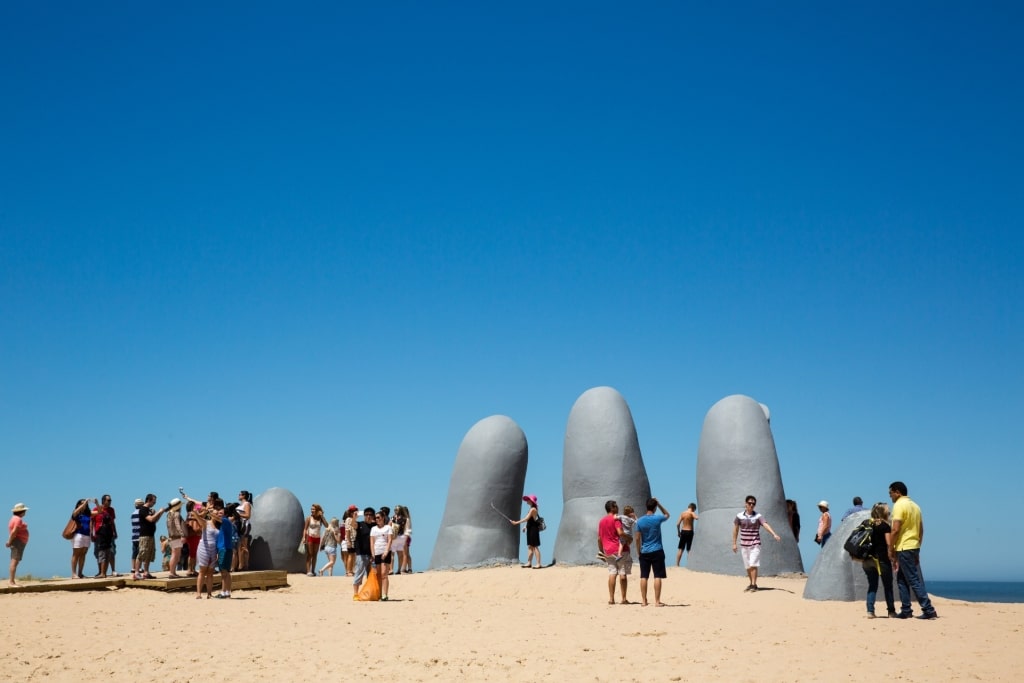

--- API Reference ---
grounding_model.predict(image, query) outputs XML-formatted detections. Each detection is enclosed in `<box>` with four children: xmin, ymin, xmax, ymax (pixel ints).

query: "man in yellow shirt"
<box><xmin>888</xmin><ymin>481</ymin><xmax>938</xmax><ymax>619</ymax></box>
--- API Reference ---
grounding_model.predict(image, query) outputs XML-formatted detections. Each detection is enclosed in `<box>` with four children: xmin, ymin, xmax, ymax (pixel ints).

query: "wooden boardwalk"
<box><xmin>0</xmin><ymin>569</ymin><xmax>289</xmax><ymax>595</ymax></box>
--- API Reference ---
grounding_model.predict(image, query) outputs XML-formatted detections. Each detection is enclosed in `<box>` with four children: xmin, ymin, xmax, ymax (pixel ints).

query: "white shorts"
<box><xmin>72</xmin><ymin>533</ymin><xmax>91</xmax><ymax>549</ymax></box>
<box><xmin>741</xmin><ymin>545</ymin><xmax>761</xmax><ymax>568</ymax></box>
<box><xmin>169</xmin><ymin>538</ymin><xmax>184</xmax><ymax>550</ymax></box>
<box><xmin>606</xmin><ymin>554</ymin><xmax>632</xmax><ymax>576</ymax></box>
<box><xmin>391</xmin><ymin>534</ymin><xmax>407</xmax><ymax>552</ymax></box>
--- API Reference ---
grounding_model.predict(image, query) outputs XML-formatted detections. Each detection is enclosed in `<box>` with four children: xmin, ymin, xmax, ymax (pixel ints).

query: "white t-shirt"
<box><xmin>370</xmin><ymin>524</ymin><xmax>393</xmax><ymax>555</ymax></box>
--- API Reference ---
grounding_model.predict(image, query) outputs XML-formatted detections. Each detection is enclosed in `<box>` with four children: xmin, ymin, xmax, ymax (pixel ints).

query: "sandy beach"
<box><xmin>1</xmin><ymin>565</ymin><xmax>1020</xmax><ymax>682</ymax></box>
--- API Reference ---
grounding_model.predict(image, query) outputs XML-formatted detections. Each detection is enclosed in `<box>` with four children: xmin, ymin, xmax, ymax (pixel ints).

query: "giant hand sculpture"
<box><xmin>553</xmin><ymin>386</ymin><xmax>651</xmax><ymax>566</ymax></box>
<box><xmin>429</xmin><ymin>415</ymin><xmax>529</xmax><ymax>570</ymax></box>
<box><xmin>687</xmin><ymin>395</ymin><xmax>804</xmax><ymax>576</ymax></box>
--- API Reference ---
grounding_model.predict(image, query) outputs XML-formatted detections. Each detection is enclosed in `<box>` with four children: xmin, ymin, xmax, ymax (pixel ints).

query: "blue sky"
<box><xmin>2</xmin><ymin>3</ymin><xmax>1021</xmax><ymax>582</ymax></box>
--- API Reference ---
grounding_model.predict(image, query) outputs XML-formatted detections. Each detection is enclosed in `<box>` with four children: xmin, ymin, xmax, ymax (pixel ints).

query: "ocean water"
<box><xmin>929</xmin><ymin>581</ymin><xmax>1024</xmax><ymax>604</ymax></box>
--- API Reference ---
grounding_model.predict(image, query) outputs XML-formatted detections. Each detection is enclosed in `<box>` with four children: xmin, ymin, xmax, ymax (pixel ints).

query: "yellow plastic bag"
<box><xmin>354</xmin><ymin>567</ymin><xmax>381</xmax><ymax>601</ymax></box>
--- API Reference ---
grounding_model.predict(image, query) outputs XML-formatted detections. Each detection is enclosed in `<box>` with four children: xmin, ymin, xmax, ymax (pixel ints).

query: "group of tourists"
<box><xmin>849</xmin><ymin>482</ymin><xmax>937</xmax><ymax>619</ymax></box>
<box><xmin>4</xmin><ymin>489</ymin><xmax>253</xmax><ymax>597</ymax></box>
<box><xmin>588</xmin><ymin>481</ymin><xmax>937</xmax><ymax>620</ymax></box>
<box><xmin>311</xmin><ymin>504</ymin><xmax>413</xmax><ymax>602</ymax></box>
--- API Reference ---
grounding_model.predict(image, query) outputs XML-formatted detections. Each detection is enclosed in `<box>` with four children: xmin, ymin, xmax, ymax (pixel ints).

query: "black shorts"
<box><xmin>638</xmin><ymin>549</ymin><xmax>667</xmax><ymax>579</ymax></box>
<box><xmin>678</xmin><ymin>530</ymin><xmax>694</xmax><ymax>551</ymax></box>
<box><xmin>373</xmin><ymin>552</ymin><xmax>392</xmax><ymax>565</ymax></box>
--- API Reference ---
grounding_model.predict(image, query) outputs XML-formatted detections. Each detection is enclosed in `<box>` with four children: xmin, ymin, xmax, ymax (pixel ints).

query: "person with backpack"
<box><xmin>861</xmin><ymin>502</ymin><xmax>897</xmax><ymax>618</ymax></box>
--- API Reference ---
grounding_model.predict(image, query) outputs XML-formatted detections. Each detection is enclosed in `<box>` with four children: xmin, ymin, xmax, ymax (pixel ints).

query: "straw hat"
<box><xmin>818</xmin><ymin>500</ymin><xmax>830</xmax><ymax>510</ymax></box>
<box><xmin>168</xmin><ymin>498</ymin><xmax>182</xmax><ymax>510</ymax></box>
<box><xmin>11</xmin><ymin>502</ymin><xmax>28</xmax><ymax>513</ymax></box>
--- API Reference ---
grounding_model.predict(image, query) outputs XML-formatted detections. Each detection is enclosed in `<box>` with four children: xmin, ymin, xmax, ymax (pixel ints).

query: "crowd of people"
<box><xmin>332</xmin><ymin>504</ymin><xmax>413</xmax><ymax>602</ymax></box>
<box><xmin>8</xmin><ymin>481</ymin><xmax>936</xmax><ymax>619</ymax></box>
<box><xmin>589</xmin><ymin>481</ymin><xmax>937</xmax><ymax>619</ymax></box>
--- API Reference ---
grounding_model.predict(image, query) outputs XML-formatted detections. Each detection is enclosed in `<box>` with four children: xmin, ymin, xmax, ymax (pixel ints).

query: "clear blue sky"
<box><xmin>2</xmin><ymin>3</ymin><xmax>1021</xmax><ymax>582</ymax></box>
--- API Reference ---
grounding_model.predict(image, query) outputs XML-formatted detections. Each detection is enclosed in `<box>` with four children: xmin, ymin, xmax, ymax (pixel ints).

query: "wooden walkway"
<box><xmin>0</xmin><ymin>570</ymin><xmax>289</xmax><ymax>595</ymax></box>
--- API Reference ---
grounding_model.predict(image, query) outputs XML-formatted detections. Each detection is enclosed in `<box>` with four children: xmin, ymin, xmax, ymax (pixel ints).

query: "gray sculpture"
<box><xmin>804</xmin><ymin>510</ymin><xmax>877</xmax><ymax>601</ymax></box>
<box><xmin>553</xmin><ymin>386</ymin><xmax>651</xmax><ymax>566</ymax></box>
<box><xmin>248</xmin><ymin>487</ymin><xmax>306</xmax><ymax>573</ymax></box>
<box><xmin>688</xmin><ymin>395</ymin><xmax>804</xmax><ymax>577</ymax></box>
<box><xmin>429</xmin><ymin>415</ymin><xmax>529</xmax><ymax>570</ymax></box>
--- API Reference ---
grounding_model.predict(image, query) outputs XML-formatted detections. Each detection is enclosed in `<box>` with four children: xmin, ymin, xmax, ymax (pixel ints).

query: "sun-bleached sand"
<box><xmin>2</xmin><ymin>565</ymin><xmax>1021</xmax><ymax>682</ymax></box>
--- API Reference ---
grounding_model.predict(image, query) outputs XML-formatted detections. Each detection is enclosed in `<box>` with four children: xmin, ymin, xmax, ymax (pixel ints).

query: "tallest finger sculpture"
<box><xmin>553</xmin><ymin>386</ymin><xmax>651</xmax><ymax>566</ymax></box>
<box><xmin>687</xmin><ymin>394</ymin><xmax>803</xmax><ymax>576</ymax></box>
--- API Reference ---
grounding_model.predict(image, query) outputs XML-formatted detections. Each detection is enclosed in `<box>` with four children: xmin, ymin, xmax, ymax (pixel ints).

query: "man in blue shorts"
<box><xmin>634</xmin><ymin>497</ymin><xmax>670</xmax><ymax>607</ymax></box>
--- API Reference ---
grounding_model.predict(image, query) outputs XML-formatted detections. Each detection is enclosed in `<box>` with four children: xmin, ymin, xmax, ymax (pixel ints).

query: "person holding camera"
<box><xmin>134</xmin><ymin>494</ymin><xmax>167</xmax><ymax>580</ymax></box>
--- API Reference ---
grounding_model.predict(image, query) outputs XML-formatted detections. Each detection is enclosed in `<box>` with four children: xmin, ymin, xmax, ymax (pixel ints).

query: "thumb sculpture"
<box><xmin>687</xmin><ymin>395</ymin><xmax>804</xmax><ymax>576</ymax></box>
<box><xmin>429</xmin><ymin>415</ymin><xmax>529</xmax><ymax>570</ymax></box>
<box><xmin>553</xmin><ymin>386</ymin><xmax>651</xmax><ymax>565</ymax></box>
<box><xmin>804</xmin><ymin>510</ymin><xmax>874</xmax><ymax>600</ymax></box>
<box><xmin>248</xmin><ymin>487</ymin><xmax>306</xmax><ymax>573</ymax></box>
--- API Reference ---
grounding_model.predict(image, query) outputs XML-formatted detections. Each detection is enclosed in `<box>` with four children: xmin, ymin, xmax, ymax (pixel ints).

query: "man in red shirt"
<box><xmin>91</xmin><ymin>495</ymin><xmax>117</xmax><ymax>578</ymax></box>
<box><xmin>597</xmin><ymin>500</ymin><xmax>631</xmax><ymax>604</ymax></box>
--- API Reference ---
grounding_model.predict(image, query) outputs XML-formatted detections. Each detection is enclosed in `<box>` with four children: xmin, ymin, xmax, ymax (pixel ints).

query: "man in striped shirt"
<box><xmin>731</xmin><ymin>495</ymin><xmax>782</xmax><ymax>592</ymax></box>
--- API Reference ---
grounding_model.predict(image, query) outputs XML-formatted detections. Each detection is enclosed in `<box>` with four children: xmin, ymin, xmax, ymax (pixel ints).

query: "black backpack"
<box><xmin>844</xmin><ymin>519</ymin><xmax>875</xmax><ymax>560</ymax></box>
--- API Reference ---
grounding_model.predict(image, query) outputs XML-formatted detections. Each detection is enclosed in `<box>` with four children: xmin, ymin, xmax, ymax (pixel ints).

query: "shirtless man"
<box><xmin>675</xmin><ymin>502</ymin><xmax>698</xmax><ymax>566</ymax></box>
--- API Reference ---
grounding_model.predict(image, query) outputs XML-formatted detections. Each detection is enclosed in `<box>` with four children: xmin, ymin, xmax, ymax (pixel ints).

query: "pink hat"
<box><xmin>522</xmin><ymin>494</ymin><xmax>538</xmax><ymax>506</ymax></box>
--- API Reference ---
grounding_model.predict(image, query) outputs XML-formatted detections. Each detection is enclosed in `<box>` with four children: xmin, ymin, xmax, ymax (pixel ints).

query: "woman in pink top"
<box><xmin>7</xmin><ymin>503</ymin><xmax>30</xmax><ymax>587</ymax></box>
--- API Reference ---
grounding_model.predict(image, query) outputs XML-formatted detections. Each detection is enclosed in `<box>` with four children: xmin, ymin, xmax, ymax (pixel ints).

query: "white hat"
<box><xmin>169</xmin><ymin>498</ymin><xmax>182</xmax><ymax>509</ymax></box>
<box><xmin>11</xmin><ymin>502</ymin><xmax>28</xmax><ymax>513</ymax></box>
<box><xmin>818</xmin><ymin>500</ymin><xmax>829</xmax><ymax>510</ymax></box>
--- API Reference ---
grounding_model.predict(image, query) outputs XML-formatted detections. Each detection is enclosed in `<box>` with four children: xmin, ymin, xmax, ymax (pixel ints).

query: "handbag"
<box><xmin>62</xmin><ymin>518</ymin><xmax>77</xmax><ymax>540</ymax></box>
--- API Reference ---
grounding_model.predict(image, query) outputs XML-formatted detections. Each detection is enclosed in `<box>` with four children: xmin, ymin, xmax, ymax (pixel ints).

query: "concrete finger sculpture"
<box><xmin>553</xmin><ymin>386</ymin><xmax>651</xmax><ymax>566</ymax></box>
<box><xmin>804</xmin><ymin>510</ymin><xmax>874</xmax><ymax>600</ymax></box>
<box><xmin>429</xmin><ymin>415</ymin><xmax>529</xmax><ymax>570</ymax></box>
<box><xmin>688</xmin><ymin>395</ymin><xmax>804</xmax><ymax>576</ymax></box>
<box><xmin>248</xmin><ymin>487</ymin><xmax>306</xmax><ymax>573</ymax></box>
